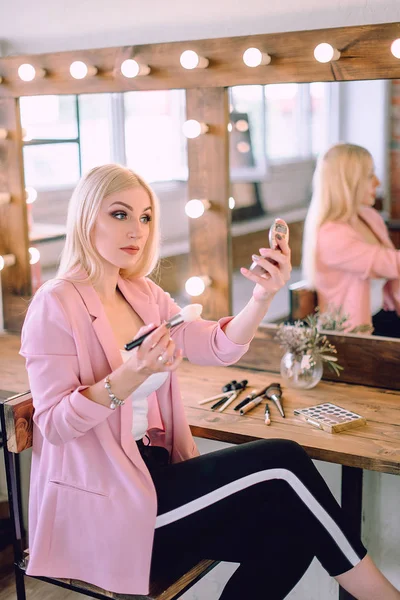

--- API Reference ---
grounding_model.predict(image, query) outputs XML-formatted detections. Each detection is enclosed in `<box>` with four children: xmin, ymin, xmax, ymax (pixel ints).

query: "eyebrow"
<box><xmin>109</xmin><ymin>201</ymin><xmax>152</xmax><ymax>212</ymax></box>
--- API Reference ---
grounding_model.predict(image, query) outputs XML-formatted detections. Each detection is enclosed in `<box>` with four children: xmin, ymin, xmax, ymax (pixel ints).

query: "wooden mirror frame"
<box><xmin>1</xmin><ymin>22</ymin><xmax>400</xmax><ymax>338</ymax></box>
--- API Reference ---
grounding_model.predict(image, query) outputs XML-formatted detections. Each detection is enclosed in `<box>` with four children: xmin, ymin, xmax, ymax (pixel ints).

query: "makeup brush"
<box><xmin>124</xmin><ymin>304</ymin><xmax>203</xmax><ymax>351</ymax></box>
<box><xmin>265</xmin><ymin>382</ymin><xmax>285</xmax><ymax>418</ymax></box>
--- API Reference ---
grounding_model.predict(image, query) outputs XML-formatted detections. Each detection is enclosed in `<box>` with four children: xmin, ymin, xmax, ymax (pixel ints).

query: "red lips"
<box><xmin>120</xmin><ymin>246</ymin><xmax>140</xmax><ymax>255</ymax></box>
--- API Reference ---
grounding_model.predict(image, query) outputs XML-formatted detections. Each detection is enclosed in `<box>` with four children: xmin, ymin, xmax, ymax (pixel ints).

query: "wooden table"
<box><xmin>178</xmin><ymin>362</ymin><xmax>400</xmax><ymax>475</ymax></box>
<box><xmin>2</xmin><ymin>334</ymin><xmax>400</xmax><ymax>599</ymax></box>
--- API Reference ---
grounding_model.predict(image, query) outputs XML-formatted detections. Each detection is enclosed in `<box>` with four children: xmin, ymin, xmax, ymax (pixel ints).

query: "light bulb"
<box><xmin>391</xmin><ymin>39</ymin><xmax>400</xmax><ymax>59</ymax></box>
<box><xmin>180</xmin><ymin>50</ymin><xmax>209</xmax><ymax>70</ymax></box>
<box><xmin>0</xmin><ymin>129</ymin><xmax>8</xmax><ymax>140</ymax></box>
<box><xmin>182</xmin><ymin>120</ymin><xmax>209</xmax><ymax>139</ymax></box>
<box><xmin>314</xmin><ymin>43</ymin><xmax>341</xmax><ymax>63</ymax></box>
<box><xmin>23</xmin><ymin>128</ymin><xmax>32</xmax><ymax>142</ymax></box>
<box><xmin>25</xmin><ymin>187</ymin><xmax>38</xmax><ymax>204</ymax></box>
<box><xmin>69</xmin><ymin>61</ymin><xmax>97</xmax><ymax>79</ymax></box>
<box><xmin>235</xmin><ymin>119</ymin><xmax>249</xmax><ymax>132</ymax></box>
<box><xmin>0</xmin><ymin>254</ymin><xmax>16</xmax><ymax>271</ymax></box>
<box><xmin>185</xmin><ymin>199</ymin><xmax>211</xmax><ymax>219</ymax></box>
<box><xmin>0</xmin><ymin>192</ymin><xmax>11</xmax><ymax>205</ymax></box>
<box><xmin>243</xmin><ymin>48</ymin><xmax>271</xmax><ymax>68</ymax></box>
<box><xmin>18</xmin><ymin>64</ymin><xmax>46</xmax><ymax>82</ymax></box>
<box><xmin>227</xmin><ymin>123</ymin><xmax>233</xmax><ymax>132</ymax></box>
<box><xmin>237</xmin><ymin>141</ymin><xmax>250</xmax><ymax>153</ymax></box>
<box><xmin>121</xmin><ymin>59</ymin><xmax>150</xmax><ymax>78</ymax></box>
<box><xmin>29</xmin><ymin>247</ymin><xmax>41</xmax><ymax>265</ymax></box>
<box><xmin>185</xmin><ymin>275</ymin><xmax>211</xmax><ymax>297</ymax></box>
<box><xmin>229</xmin><ymin>196</ymin><xmax>235</xmax><ymax>209</ymax></box>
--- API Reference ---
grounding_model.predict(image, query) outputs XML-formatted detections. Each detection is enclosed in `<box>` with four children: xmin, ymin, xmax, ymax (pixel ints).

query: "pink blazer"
<box><xmin>315</xmin><ymin>206</ymin><xmax>400</xmax><ymax>329</ymax></box>
<box><xmin>20</xmin><ymin>274</ymin><xmax>249</xmax><ymax>594</ymax></box>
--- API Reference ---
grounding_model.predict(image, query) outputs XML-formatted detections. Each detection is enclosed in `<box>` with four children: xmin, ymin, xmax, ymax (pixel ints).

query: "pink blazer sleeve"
<box><xmin>20</xmin><ymin>287</ymin><xmax>112</xmax><ymax>446</ymax></box>
<box><xmin>148</xmin><ymin>280</ymin><xmax>250</xmax><ymax>365</ymax></box>
<box><xmin>318</xmin><ymin>221</ymin><xmax>400</xmax><ymax>280</ymax></box>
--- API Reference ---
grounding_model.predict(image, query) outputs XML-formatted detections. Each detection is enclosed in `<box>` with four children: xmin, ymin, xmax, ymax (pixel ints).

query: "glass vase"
<box><xmin>280</xmin><ymin>352</ymin><xmax>323</xmax><ymax>390</ymax></box>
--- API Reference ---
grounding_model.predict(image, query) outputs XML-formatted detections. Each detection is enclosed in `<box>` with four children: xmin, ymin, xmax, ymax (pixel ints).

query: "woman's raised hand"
<box><xmin>241</xmin><ymin>235</ymin><xmax>292</xmax><ymax>302</ymax></box>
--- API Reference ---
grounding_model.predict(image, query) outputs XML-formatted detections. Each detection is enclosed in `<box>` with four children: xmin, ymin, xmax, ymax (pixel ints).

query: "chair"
<box><xmin>0</xmin><ymin>391</ymin><xmax>219</xmax><ymax>600</ymax></box>
<box><xmin>288</xmin><ymin>280</ymin><xmax>318</xmax><ymax>322</ymax></box>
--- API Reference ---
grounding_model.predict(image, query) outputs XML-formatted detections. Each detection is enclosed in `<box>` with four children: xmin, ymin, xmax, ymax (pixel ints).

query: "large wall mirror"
<box><xmin>17</xmin><ymin>77</ymin><xmax>398</xmax><ymax>337</ymax></box>
<box><xmin>2</xmin><ymin>23</ymin><xmax>400</xmax><ymax>339</ymax></box>
<box><xmin>229</xmin><ymin>78</ymin><xmax>395</xmax><ymax>338</ymax></box>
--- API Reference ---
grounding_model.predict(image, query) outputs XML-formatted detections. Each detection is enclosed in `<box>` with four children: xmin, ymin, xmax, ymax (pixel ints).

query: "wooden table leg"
<box><xmin>338</xmin><ymin>466</ymin><xmax>363</xmax><ymax>600</ymax></box>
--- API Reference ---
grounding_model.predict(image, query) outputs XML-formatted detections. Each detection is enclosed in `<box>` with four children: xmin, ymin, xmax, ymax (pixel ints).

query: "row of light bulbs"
<box><xmin>0</xmin><ymin>251</ymin><xmax>208</xmax><ymax>297</ymax></box>
<box><xmin>3</xmin><ymin>187</ymin><xmax>221</xmax><ymax>215</ymax></box>
<box><xmin>3</xmin><ymin>39</ymin><xmax>400</xmax><ymax>84</ymax></box>
<box><xmin>22</xmin><ymin>185</ymin><xmax>227</xmax><ymax>216</ymax></box>
<box><xmin>0</xmin><ymin>251</ymin><xmax>209</xmax><ymax>297</ymax></box>
<box><xmin>0</xmin><ymin>249</ymin><xmax>208</xmax><ymax>298</ymax></box>
<box><xmin>0</xmin><ymin>248</ymin><xmax>40</xmax><ymax>271</ymax></box>
<box><xmin>1</xmin><ymin>118</ymin><xmax>216</xmax><ymax>142</ymax></box>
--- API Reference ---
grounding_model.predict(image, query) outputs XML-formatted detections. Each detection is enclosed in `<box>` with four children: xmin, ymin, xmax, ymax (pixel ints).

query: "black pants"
<box><xmin>372</xmin><ymin>309</ymin><xmax>400</xmax><ymax>338</ymax></box>
<box><xmin>139</xmin><ymin>439</ymin><xmax>367</xmax><ymax>600</ymax></box>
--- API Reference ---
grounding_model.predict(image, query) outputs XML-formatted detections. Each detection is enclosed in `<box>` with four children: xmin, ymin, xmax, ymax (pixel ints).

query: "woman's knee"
<box><xmin>247</xmin><ymin>438</ymin><xmax>311</xmax><ymax>469</ymax></box>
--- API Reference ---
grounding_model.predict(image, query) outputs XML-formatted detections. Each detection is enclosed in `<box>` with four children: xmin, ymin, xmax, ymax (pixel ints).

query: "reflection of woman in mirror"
<box><xmin>303</xmin><ymin>143</ymin><xmax>400</xmax><ymax>336</ymax></box>
<box><xmin>20</xmin><ymin>165</ymin><xmax>399</xmax><ymax>599</ymax></box>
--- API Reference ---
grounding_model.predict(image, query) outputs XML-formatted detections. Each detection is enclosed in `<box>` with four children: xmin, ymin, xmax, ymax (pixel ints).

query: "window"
<box><xmin>20</xmin><ymin>90</ymin><xmax>188</xmax><ymax>191</ymax></box>
<box><xmin>229</xmin><ymin>82</ymin><xmax>333</xmax><ymax>171</ymax></box>
<box><xmin>124</xmin><ymin>90</ymin><xmax>187</xmax><ymax>182</ymax></box>
<box><xmin>79</xmin><ymin>94</ymin><xmax>113</xmax><ymax>173</ymax></box>
<box><xmin>20</xmin><ymin>95</ymin><xmax>80</xmax><ymax>190</ymax></box>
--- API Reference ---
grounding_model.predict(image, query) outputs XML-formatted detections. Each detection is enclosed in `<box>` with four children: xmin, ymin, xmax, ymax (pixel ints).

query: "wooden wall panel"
<box><xmin>0</xmin><ymin>98</ymin><xmax>30</xmax><ymax>331</ymax></box>
<box><xmin>237</xmin><ymin>324</ymin><xmax>400</xmax><ymax>391</ymax></box>
<box><xmin>186</xmin><ymin>88</ymin><xmax>231</xmax><ymax>320</ymax></box>
<box><xmin>1</xmin><ymin>24</ymin><xmax>400</xmax><ymax>97</ymax></box>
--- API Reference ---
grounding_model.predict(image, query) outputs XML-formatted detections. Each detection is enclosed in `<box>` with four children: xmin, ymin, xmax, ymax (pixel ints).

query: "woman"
<box><xmin>303</xmin><ymin>143</ymin><xmax>400</xmax><ymax>335</ymax></box>
<box><xmin>21</xmin><ymin>164</ymin><xmax>399</xmax><ymax>599</ymax></box>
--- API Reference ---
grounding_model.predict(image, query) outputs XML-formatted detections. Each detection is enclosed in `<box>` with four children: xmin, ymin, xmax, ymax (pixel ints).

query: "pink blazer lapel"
<box><xmin>71</xmin><ymin>279</ymin><xmax>123</xmax><ymax>373</ymax></box>
<box><xmin>117</xmin><ymin>277</ymin><xmax>162</xmax><ymax>454</ymax></box>
<box><xmin>117</xmin><ymin>276</ymin><xmax>161</xmax><ymax>329</ymax></box>
<box><xmin>70</xmin><ymin>275</ymin><xmax>162</xmax><ymax>457</ymax></box>
<box><xmin>358</xmin><ymin>207</ymin><xmax>392</xmax><ymax>248</ymax></box>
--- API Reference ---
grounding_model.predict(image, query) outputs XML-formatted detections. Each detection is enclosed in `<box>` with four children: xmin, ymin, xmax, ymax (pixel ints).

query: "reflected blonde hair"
<box><xmin>302</xmin><ymin>143</ymin><xmax>373</xmax><ymax>288</ymax></box>
<box><xmin>58</xmin><ymin>164</ymin><xmax>160</xmax><ymax>283</ymax></box>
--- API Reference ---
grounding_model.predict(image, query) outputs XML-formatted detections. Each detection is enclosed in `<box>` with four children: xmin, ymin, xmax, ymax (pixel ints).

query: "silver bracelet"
<box><xmin>104</xmin><ymin>375</ymin><xmax>125</xmax><ymax>410</ymax></box>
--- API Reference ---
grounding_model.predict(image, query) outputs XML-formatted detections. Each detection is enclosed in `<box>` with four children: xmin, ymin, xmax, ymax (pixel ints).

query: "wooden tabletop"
<box><xmin>178</xmin><ymin>363</ymin><xmax>400</xmax><ymax>476</ymax></box>
<box><xmin>2</xmin><ymin>334</ymin><xmax>399</xmax><ymax>475</ymax></box>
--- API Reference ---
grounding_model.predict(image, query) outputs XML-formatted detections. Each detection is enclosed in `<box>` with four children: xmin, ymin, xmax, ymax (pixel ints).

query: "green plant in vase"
<box><xmin>276</xmin><ymin>313</ymin><xmax>343</xmax><ymax>389</ymax></box>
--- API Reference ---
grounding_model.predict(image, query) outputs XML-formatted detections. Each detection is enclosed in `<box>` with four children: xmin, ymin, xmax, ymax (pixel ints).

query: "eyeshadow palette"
<box><xmin>293</xmin><ymin>402</ymin><xmax>367</xmax><ymax>433</ymax></box>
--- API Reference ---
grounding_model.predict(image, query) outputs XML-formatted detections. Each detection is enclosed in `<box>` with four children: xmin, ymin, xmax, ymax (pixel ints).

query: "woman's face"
<box><xmin>92</xmin><ymin>186</ymin><xmax>152</xmax><ymax>272</ymax></box>
<box><xmin>361</xmin><ymin>161</ymin><xmax>381</xmax><ymax>207</ymax></box>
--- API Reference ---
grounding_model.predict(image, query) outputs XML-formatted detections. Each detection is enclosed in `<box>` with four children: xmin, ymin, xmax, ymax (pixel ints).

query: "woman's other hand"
<box><xmin>125</xmin><ymin>323</ymin><xmax>183</xmax><ymax>377</ymax></box>
<box><xmin>241</xmin><ymin>235</ymin><xmax>292</xmax><ymax>302</ymax></box>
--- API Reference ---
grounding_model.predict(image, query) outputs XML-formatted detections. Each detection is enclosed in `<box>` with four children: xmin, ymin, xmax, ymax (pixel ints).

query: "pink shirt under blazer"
<box><xmin>20</xmin><ymin>274</ymin><xmax>249</xmax><ymax>595</ymax></box>
<box><xmin>315</xmin><ymin>206</ymin><xmax>400</xmax><ymax>329</ymax></box>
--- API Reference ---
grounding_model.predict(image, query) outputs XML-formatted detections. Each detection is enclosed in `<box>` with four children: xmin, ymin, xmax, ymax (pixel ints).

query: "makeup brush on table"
<box><xmin>124</xmin><ymin>304</ymin><xmax>203</xmax><ymax>351</ymax></box>
<box><xmin>265</xmin><ymin>382</ymin><xmax>285</xmax><ymax>418</ymax></box>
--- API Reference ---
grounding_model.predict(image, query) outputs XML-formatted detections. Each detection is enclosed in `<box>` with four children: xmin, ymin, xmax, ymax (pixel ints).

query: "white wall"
<box><xmin>339</xmin><ymin>79</ymin><xmax>390</xmax><ymax>203</ymax></box>
<box><xmin>0</xmin><ymin>0</ymin><xmax>399</xmax><ymax>55</ymax></box>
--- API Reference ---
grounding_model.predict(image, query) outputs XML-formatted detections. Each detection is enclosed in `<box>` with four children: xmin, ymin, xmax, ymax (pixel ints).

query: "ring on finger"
<box><xmin>157</xmin><ymin>354</ymin><xmax>169</xmax><ymax>365</ymax></box>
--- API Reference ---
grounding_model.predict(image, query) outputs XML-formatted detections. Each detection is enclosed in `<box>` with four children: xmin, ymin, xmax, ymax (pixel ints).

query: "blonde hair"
<box><xmin>302</xmin><ymin>143</ymin><xmax>373</xmax><ymax>288</ymax></box>
<box><xmin>58</xmin><ymin>164</ymin><xmax>160</xmax><ymax>283</ymax></box>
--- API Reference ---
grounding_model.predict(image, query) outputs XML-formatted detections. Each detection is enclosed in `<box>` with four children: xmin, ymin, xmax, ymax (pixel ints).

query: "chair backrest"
<box><xmin>289</xmin><ymin>280</ymin><xmax>318</xmax><ymax>321</ymax></box>
<box><xmin>0</xmin><ymin>391</ymin><xmax>33</xmax><ymax>454</ymax></box>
